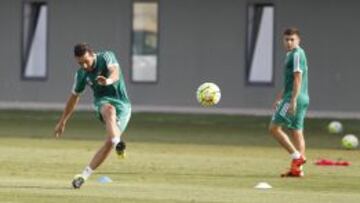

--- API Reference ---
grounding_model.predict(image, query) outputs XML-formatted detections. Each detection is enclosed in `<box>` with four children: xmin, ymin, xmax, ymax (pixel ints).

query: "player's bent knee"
<box><xmin>101</xmin><ymin>105</ymin><xmax>116</xmax><ymax>121</ymax></box>
<box><xmin>101</xmin><ymin>104</ymin><xmax>115</xmax><ymax>114</ymax></box>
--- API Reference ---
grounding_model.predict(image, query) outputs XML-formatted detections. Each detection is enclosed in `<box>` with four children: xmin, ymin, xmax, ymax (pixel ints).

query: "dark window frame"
<box><xmin>21</xmin><ymin>0</ymin><xmax>49</xmax><ymax>81</ymax></box>
<box><xmin>130</xmin><ymin>0</ymin><xmax>160</xmax><ymax>84</ymax></box>
<box><xmin>245</xmin><ymin>3</ymin><xmax>275</xmax><ymax>86</ymax></box>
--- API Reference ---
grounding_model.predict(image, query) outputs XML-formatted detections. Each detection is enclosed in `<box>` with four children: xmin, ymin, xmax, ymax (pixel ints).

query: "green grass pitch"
<box><xmin>0</xmin><ymin>110</ymin><xmax>360</xmax><ymax>203</ymax></box>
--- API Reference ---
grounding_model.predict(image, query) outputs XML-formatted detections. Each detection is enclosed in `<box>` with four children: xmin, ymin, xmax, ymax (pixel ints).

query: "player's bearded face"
<box><xmin>76</xmin><ymin>52</ymin><xmax>95</xmax><ymax>71</ymax></box>
<box><xmin>283</xmin><ymin>34</ymin><xmax>300</xmax><ymax>51</ymax></box>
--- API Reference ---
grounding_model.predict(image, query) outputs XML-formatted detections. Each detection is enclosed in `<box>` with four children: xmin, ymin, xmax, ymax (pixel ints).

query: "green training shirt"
<box><xmin>283</xmin><ymin>47</ymin><xmax>309</xmax><ymax>103</ymax></box>
<box><xmin>72</xmin><ymin>51</ymin><xmax>131</xmax><ymax>107</ymax></box>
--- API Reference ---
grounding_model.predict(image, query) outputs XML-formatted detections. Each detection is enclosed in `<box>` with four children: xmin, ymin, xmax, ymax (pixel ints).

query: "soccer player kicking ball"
<box><xmin>54</xmin><ymin>43</ymin><xmax>131</xmax><ymax>188</ymax></box>
<box><xmin>269</xmin><ymin>28</ymin><xmax>309</xmax><ymax>177</ymax></box>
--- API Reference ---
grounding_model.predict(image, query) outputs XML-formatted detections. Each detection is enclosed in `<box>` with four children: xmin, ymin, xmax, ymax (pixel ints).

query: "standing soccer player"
<box><xmin>269</xmin><ymin>28</ymin><xmax>309</xmax><ymax>177</ymax></box>
<box><xmin>54</xmin><ymin>43</ymin><xmax>131</xmax><ymax>188</ymax></box>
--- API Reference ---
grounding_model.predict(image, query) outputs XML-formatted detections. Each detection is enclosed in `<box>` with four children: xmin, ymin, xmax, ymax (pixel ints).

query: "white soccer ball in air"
<box><xmin>196</xmin><ymin>82</ymin><xmax>221</xmax><ymax>107</ymax></box>
<box><xmin>342</xmin><ymin>134</ymin><xmax>358</xmax><ymax>150</ymax></box>
<box><xmin>328</xmin><ymin>121</ymin><xmax>343</xmax><ymax>134</ymax></box>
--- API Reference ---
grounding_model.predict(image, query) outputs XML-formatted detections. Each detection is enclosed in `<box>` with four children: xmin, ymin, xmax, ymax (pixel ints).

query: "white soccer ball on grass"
<box><xmin>328</xmin><ymin>121</ymin><xmax>343</xmax><ymax>134</ymax></box>
<box><xmin>342</xmin><ymin>134</ymin><xmax>358</xmax><ymax>150</ymax></box>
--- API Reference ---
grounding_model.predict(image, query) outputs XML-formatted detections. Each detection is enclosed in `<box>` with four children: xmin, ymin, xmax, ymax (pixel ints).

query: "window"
<box><xmin>22</xmin><ymin>2</ymin><xmax>48</xmax><ymax>80</ymax></box>
<box><xmin>131</xmin><ymin>1</ymin><xmax>159</xmax><ymax>83</ymax></box>
<box><xmin>246</xmin><ymin>4</ymin><xmax>274</xmax><ymax>85</ymax></box>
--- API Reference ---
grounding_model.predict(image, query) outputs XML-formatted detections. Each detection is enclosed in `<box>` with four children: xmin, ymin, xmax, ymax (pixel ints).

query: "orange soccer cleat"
<box><xmin>281</xmin><ymin>156</ymin><xmax>306</xmax><ymax>177</ymax></box>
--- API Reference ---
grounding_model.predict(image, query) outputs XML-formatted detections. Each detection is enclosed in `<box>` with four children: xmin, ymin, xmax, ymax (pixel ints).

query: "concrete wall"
<box><xmin>0</xmin><ymin>0</ymin><xmax>359</xmax><ymax>117</ymax></box>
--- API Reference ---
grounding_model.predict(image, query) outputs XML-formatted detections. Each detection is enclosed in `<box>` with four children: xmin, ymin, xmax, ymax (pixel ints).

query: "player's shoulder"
<box><xmin>293</xmin><ymin>47</ymin><xmax>306</xmax><ymax>55</ymax></box>
<box><xmin>97</xmin><ymin>50</ymin><xmax>116</xmax><ymax>58</ymax></box>
<box><xmin>97</xmin><ymin>50</ymin><xmax>120</xmax><ymax>67</ymax></box>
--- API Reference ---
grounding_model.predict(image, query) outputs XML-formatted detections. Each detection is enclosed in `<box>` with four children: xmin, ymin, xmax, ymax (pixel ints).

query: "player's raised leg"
<box><xmin>100</xmin><ymin>103</ymin><xmax>127</xmax><ymax>158</ymax></box>
<box><xmin>87</xmin><ymin>104</ymin><xmax>126</xmax><ymax>167</ymax></box>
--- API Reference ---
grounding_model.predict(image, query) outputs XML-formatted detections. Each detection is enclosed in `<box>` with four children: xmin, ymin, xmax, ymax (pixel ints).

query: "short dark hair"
<box><xmin>74</xmin><ymin>43</ymin><xmax>93</xmax><ymax>57</ymax></box>
<box><xmin>283</xmin><ymin>27</ymin><xmax>300</xmax><ymax>37</ymax></box>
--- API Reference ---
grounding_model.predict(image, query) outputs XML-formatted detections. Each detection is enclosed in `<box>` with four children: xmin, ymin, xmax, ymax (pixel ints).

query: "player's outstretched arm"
<box><xmin>54</xmin><ymin>94</ymin><xmax>80</xmax><ymax>138</ymax></box>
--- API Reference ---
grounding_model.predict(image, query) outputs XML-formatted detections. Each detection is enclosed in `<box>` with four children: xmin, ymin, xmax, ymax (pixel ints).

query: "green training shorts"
<box><xmin>271</xmin><ymin>99</ymin><xmax>309</xmax><ymax>130</ymax></box>
<box><xmin>94</xmin><ymin>97</ymin><xmax>131</xmax><ymax>132</ymax></box>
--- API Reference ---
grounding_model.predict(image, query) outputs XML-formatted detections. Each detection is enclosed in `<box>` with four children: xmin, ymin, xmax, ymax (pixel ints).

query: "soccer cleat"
<box><xmin>281</xmin><ymin>170</ymin><xmax>304</xmax><ymax>177</ymax></box>
<box><xmin>291</xmin><ymin>155</ymin><xmax>306</xmax><ymax>169</ymax></box>
<box><xmin>72</xmin><ymin>174</ymin><xmax>85</xmax><ymax>189</ymax></box>
<box><xmin>115</xmin><ymin>141</ymin><xmax>126</xmax><ymax>159</ymax></box>
<box><xmin>281</xmin><ymin>156</ymin><xmax>306</xmax><ymax>178</ymax></box>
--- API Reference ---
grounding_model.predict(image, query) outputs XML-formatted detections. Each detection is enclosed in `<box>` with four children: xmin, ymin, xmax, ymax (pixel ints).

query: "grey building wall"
<box><xmin>0</xmin><ymin>0</ymin><xmax>359</xmax><ymax>116</ymax></box>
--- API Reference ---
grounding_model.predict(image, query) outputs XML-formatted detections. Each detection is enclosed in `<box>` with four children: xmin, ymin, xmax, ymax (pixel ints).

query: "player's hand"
<box><xmin>96</xmin><ymin>76</ymin><xmax>107</xmax><ymax>86</ymax></box>
<box><xmin>272</xmin><ymin>100</ymin><xmax>280</xmax><ymax>110</ymax></box>
<box><xmin>54</xmin><ymin>122</ymin><xmax>66</xmax><ymax>138</ymax></box>
<box><xmin>288</xmin><ymin>100</ymin><xmax>297</xmax><ymax>115</ymax></box>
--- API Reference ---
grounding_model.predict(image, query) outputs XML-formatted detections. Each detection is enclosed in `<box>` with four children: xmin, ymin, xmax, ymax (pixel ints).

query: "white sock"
<box><xmin>111</xmin><ymin>136</ymin><xmax>121</xmax><ymax>148</ymax></box>
<box><xmin>290</xmin><ymin>151</ymin><xmax>301</xmax><ymax>160</ymax></box>
<box><xmin>81</xmin><ymin>166</ymin><xmax>93</xmax><ymax>180</ymax></box>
